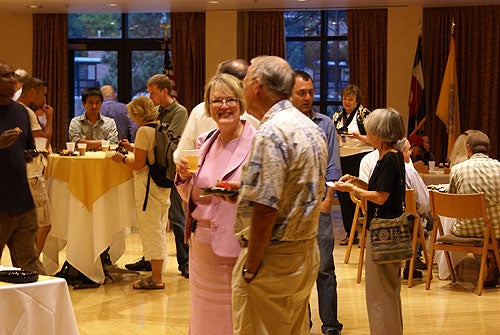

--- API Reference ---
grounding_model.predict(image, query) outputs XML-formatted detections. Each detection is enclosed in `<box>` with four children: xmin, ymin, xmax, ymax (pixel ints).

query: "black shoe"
<box><xmin>414</xmin><ymin>257</ymin><xmax>427</xmax><ymax>270</ymax></box>
<box><xmin>338</xmin><ymin>235</ymin><xmax>349</xmax><ymax>246</ymax></box>
<box><xmin>180</xmin><ymin>264</ymin><xmax>189</xmax><ymax>279</ymax></box>
<box><xmin>484</xmin><ymin>268</ymin><xmax>499</xmax><ymax>288</ymax></box>
<box><xmin>403</xmin><ymin>268</ymin><xmax>423</xmax><ymax>280</ymax></box>
<box><xmin>125</xmin><ymin>257</ymin><xmax>152</xmax><ymax>271</ymax></box>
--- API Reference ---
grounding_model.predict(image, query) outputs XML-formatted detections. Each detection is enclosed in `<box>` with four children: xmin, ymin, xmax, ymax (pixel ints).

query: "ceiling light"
<box><xmin>27</xmin><ymin>4</ymin><xmax>44</xmax><ymax>9</ymax></box>
<box><xmin>105</xmin><ymin>3</ymin><xmax>120</xmax><ymax>7</ymax></box>
<box><xmin>206</xmin><ymin>1</ymin><xmax>221</xmax><ymax>4</ymax></box>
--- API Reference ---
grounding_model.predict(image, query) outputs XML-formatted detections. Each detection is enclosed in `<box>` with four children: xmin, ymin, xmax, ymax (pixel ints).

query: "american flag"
<box><xmin>408</xmin><ymin>35</ymin><xmax>425</xmax><ymax>136</ymax></box>
<box><xmin>163</xmin><ymin>34</ymin><xmax>178</xmax><ymax>99</ymax></box>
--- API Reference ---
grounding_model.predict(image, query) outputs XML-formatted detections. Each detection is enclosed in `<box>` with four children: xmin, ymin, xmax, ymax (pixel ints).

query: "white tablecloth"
<box><xmin>436</xmin><ymin>216</ymin><xmax>468</xmax><ymax>279</ymax></box>
<box><xmin>43</xmin><ymin>177</ymin><xmax>136</xmax><ymax>283</ymax></box>
<box><xmin>0</xmin><ymin>276</ymin><xmax>78</xmax><ymax>335</ymax></box>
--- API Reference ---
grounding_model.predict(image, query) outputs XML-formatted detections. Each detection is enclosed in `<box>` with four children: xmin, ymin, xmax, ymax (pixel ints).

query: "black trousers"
<box><xmin>336</xmin><ymin>152</ymin><xmax>369</xmax><ymax>236</ymax></box>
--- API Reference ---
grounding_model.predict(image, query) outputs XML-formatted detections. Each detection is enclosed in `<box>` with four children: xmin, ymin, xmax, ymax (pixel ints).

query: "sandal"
<box><xmin>133</xmin><ymin>276</ymin><xmax>165</xmax><ymax>290</ymax></box>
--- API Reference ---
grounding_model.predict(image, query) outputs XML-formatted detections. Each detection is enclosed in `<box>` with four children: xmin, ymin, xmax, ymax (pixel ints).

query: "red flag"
<box><xmin>408</xmin><ymin>36</ymin><xmax>425</xmax><ymax>136</ymax></box>
<box><xmin>435</xmin><ymin>36</ymin><xmax>460</xmax><ymax>158</ymax></box>
<box><xmin>163</xmin><ymin>39</ymin><xmax>178</xmax><ymax>99</ymax></box>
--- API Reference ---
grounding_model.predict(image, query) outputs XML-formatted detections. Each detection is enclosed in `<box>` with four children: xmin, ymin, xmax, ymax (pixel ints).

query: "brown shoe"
<box><xmin>339</xmin><ymin>236</ymin><xmax>349</xmax><ymax>246</ymax></box>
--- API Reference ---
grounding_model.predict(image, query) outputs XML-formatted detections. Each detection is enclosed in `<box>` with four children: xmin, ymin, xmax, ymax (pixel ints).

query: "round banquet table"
<box><xmin>42</xmin><ymin>152</ymin><xmax>136</xmax><ymax>284</ymax></box>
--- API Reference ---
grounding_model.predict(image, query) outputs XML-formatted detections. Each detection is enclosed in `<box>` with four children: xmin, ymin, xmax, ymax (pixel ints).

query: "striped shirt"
<box><xmin>68</xmin><ymin>113</ymin><xmax>118</xmax><ymax>144</ymax></box>
<box><xmin>449</xmin><ymin>153</ymin><xmax>500</xmax><ymax>238</ymax></box>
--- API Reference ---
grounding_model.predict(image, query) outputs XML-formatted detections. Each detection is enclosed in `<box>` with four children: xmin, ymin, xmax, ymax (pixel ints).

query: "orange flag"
<box><xmin>435</xmin><ymin>36</ymin><xmax>460</xmax><ymax>159</ymax></box>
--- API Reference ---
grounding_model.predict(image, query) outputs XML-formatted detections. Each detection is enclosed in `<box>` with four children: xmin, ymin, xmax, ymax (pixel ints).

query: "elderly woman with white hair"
<box><xmin>334</xmin><ymin>107</ymin><xmax>406</xmax><ymax>335</ymax></box>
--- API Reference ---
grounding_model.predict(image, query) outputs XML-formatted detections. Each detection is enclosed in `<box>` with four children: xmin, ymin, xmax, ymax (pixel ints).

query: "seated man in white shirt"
<box><xmin>395</xmin><ymin>138</ymin><xmax>432</xmax><ymax>278</ymax></box>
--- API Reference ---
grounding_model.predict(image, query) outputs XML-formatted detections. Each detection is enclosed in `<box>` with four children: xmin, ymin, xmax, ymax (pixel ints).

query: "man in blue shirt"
<box><xmin>291</xmin><ymin>70</ymin><xmax>343</xmax><ymax>335</ymax></box>
<box><xmin>100</xmin><ymin>85</ymin><xmax>138</xmax><ymax>142</ymax></box>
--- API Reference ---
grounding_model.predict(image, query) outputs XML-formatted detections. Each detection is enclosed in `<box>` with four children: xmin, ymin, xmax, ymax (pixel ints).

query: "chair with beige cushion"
<box><xmin>426</xmin><ymin>190</ymin><xmax>500</xmax><ymax>295</ymax></box>
<box><xmin>420</xmin><ymin>173</ymin><xmax>450</xmax><ymax>186</ymax></box>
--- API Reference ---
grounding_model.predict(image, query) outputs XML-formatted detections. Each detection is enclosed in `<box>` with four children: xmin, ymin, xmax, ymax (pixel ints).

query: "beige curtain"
<box><xmin>247</xmin><ymin>11</ymin><xmax>285</xmax><ymax>59</ymax></box>
<box><xmin>32</xmin><ymin>14</ymin><xmax>68</xmax><ymax>151</ymax></box>
<box><xmin>423</xmin><ymin>6</ymin><xmax>500</xmax><ymax>161</ymax></box>
<box><xmin>347</xmin><ymin>9</ymin><xmax>387</xmax><ymax>110</ymax></box>
<box><xmin>171</xmin><ymin>12</ymin><xmax>206</xmax><ymax>113</ymax></box>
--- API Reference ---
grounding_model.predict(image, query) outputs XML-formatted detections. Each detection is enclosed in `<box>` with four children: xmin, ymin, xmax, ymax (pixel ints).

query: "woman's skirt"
<box><xmin>189</xmin><ymin>221</ymin><xmax>238</xmax><ymax>335</ymax></box>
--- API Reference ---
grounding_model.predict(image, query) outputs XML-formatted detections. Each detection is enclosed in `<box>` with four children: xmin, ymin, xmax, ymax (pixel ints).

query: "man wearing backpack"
<box><xmin>126</xmin><ymin>74</ymin><xmax>190</xmax><ymax>278</ymax></box>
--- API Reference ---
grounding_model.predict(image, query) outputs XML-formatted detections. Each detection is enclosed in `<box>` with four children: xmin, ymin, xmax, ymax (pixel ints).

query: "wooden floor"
<box><xmin>3</xmin><ymin>206</ymin><xmax>500</xmax><ymax>334</ymax></box>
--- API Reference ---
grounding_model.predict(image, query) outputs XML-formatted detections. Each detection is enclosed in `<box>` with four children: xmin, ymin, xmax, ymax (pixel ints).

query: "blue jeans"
<box><xmin>168</xmin><ymin>186</ymin><xmax>189</xmax><ymax>270</ymax></box>
<box><xmin>316</xmin><ymin>212</ymin><xmax>343</xmax><ymax>334</ymax></box>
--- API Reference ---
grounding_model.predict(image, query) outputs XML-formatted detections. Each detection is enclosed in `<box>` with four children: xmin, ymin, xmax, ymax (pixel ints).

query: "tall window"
<box><xmin>284</xmin><ymin>10</ymin><xmax>348</xmax><ymax>117</ymax></box>
<box><xmin>68</xmin><ymin>13</ymin><xmax>168</xmax><ymax>117</ymax></box>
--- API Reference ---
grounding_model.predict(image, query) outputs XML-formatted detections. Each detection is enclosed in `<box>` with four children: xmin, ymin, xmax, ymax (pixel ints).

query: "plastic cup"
<box><xmin>428</xmin><ymin>161</ymin><xmax>436</xmax><ymax>171</ymax></box>
<box><xmin>66</xmin><ymin>142</ymin><xmax>75</xmax><ymax>152</ymax></box>
<box><xmin>110</xmin><ymin>144</ymin><xmax>118</xmax><ymax>151</ymax></box>
<box><xmin>183</xmin><ymin>149</ymin><xmax>200</xmax><ymax>173</ymax></box>
<box><xmin>101</xmin><ymin>140</ymin><xmax>110</xmax><ymax>152</ymax></box>
<box><xmin>77</xmin><ymin>143</ymin><xmax>87</xmax><ymax>156</ymax></box>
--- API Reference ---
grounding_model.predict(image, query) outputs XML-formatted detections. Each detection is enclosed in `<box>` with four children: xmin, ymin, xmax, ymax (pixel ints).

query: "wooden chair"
<box><xmin>414</xmin><ymin>164</ymin><xmax>429</xmax><ymax>174</ymax></box>
<box><xmin>426</xmin><ymin>191</ymin><xmax>500</xmax><ymax>295</ymax></box>
<box><xmin>405</xmin><ymin>189</ymin><xmax>430</xmax><ymax>288</ymax></box>
<box><xmin>344</xmin><ymin>192</ymin><xmax>364</xmax><ymax>264</ymax></box>
<box><xmin>343</xmin><ymin>192</ymin><xmax>368</xmax><ymax>284</ymax></box>
<box><xmin>420</xmin><ymin>173</ymin><xmax>450</xmax><ymax>186</ymax></box>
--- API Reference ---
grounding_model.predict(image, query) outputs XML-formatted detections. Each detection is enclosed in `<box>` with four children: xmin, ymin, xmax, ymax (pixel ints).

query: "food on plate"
<box><xmin>201</xmin><ymin>180</ymin><xmax>238</xmax><ymax>197</ymax></box>
<box><xmin>59</xmin><ymin>149</ymin><xmax>78</xmax><ymax>156</ymax></box>
<box><xmin>216</xmin><ymin>180</ymin><xmax>234</xmax><ymax>190</ymax></box>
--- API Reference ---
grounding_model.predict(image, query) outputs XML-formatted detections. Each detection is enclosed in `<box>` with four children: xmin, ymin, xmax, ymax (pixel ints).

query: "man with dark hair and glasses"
<box><xmin>291</xmin><ymin>70</ymin><xmax>343</xmax><ymax>335</ymax></box>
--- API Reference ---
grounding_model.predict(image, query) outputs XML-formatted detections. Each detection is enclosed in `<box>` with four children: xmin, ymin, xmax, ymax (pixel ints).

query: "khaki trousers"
<box><xmin>232</xmin><ymin>238</ymin><xmax>319</xmax><ymax>335</ymax></box>
<box><xmin>365</xmin><ymin>231</ymin><xmax>403</xmax><ymax>335</ymax></box>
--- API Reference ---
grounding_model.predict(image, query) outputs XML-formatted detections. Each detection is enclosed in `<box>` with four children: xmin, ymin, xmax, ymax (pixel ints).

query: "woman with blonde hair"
<box><xmin>112</xmin><ymin>96</ymin><xmax>170</xmax><ymax>289</ymax></box>
<box><xmin>175</xmin><ymin>73</ymin><xmax>256</xmax><ymax>334</ymax></box>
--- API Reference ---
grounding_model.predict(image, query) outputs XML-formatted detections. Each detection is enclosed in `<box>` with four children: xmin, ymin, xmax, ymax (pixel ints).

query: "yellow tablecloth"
<box><xmin>43</xmin><ymin>152</ymin><xmax>136</xmax><ymax>283</ymax></box>
<box><xmin>0</xmin><ymin>276</ymin><xmax>78</xmax><ymax>335</ymax></box>
<box><xmin>45</xmin><ymin>152</ymin><xmax>133</xmax><ymax>211</ymax></box>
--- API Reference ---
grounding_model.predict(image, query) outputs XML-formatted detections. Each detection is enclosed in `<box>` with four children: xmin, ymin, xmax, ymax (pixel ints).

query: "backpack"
<box><xmin>142</xmin><ymin>122</ymin><xmax>180</xmax><ymax>210</ymax></box>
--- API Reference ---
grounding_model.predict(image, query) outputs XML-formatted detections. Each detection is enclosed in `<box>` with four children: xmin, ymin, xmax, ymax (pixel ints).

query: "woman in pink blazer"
<box><xmin>175</xmin><ymin>74</ymin><xmax>257</xmax><ymax>335</ymax></box>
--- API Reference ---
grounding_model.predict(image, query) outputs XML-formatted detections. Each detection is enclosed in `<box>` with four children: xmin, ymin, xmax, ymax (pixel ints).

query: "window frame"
<box><xmin>68</xmin><ymin>13</ymin><xmax>164</xmax><ymax>118</ymax></box>
<box><xmin>285</xmin><ymin>10</ymin><xmax>348</xmax><ymax>117</ymax></box>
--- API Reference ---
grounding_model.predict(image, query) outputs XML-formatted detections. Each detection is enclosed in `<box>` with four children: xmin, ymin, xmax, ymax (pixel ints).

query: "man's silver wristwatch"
<box><xmin>242</xmin><ymin>267</ymin><xmax>256</xmax><ymax>280</ymax></box>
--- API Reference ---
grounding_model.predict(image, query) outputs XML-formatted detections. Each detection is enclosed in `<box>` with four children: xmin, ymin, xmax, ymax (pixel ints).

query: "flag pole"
<box><xmin>435</xmin><ymin>19</ymin><xmax>460</xmax><ymax>159</ymax></box>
